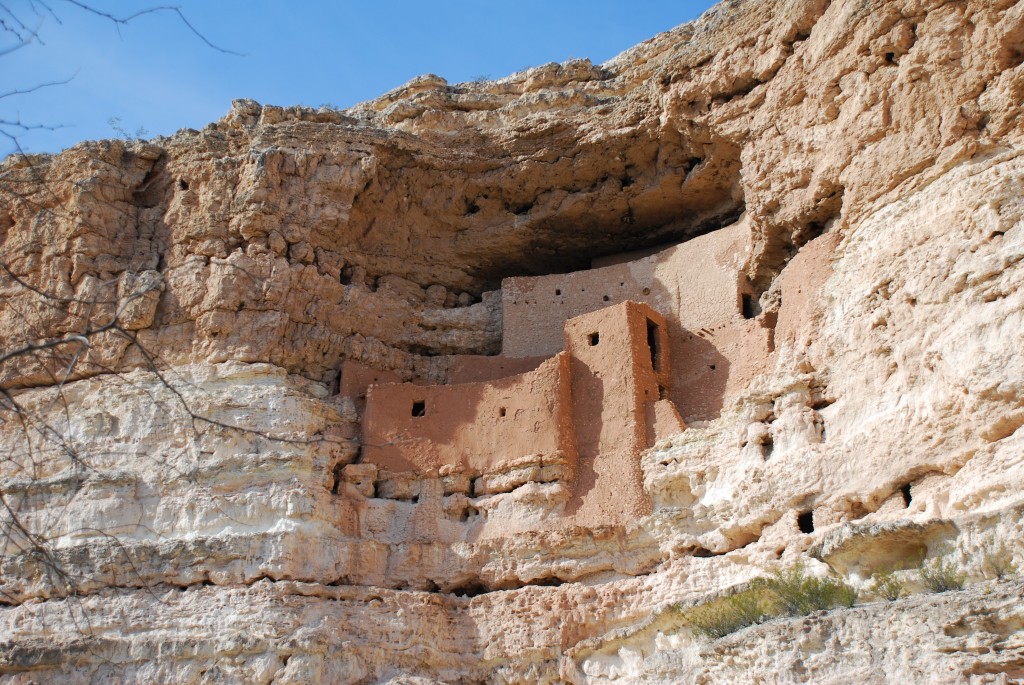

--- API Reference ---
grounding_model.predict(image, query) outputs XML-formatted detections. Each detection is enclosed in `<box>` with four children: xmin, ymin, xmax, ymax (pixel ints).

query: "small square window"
<box><xmin>411</xmin><ymin>400</ymin><xmax>426</xmax><ymax>417</ymax></box>
<box><xmin>499</xmin><ymin>407</ymin><xmax>507</xmax><ymax>417</ymax></box>
<box><xmin>588</xmin><ymin>332</ymin><xmax>599</xmax><ymax>346</ymax></box>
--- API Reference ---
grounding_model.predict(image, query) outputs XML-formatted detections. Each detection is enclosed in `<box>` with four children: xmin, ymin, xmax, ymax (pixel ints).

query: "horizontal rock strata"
<box><xmin>2</xmin><ymin>0</ymin><xmax>1024</xmax><ymax>682</ymax></box>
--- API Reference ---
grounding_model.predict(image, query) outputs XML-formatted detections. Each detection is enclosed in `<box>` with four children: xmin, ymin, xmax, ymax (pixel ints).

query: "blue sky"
<box><xmin>2</xmin><ymin>1</ymin><xmax>718</xmax><ymax>156</ymax></box>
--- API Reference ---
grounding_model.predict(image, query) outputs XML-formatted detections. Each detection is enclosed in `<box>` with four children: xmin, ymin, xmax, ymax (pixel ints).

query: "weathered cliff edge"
<box><xmin>1</xmin><ymin>0</ymin><xmax>1023</xmax><ymax>682</ymax></box>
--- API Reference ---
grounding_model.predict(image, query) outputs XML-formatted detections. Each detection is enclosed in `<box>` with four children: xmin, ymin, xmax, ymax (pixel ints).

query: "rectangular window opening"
<box><xmin>741</xmin><ymin>293</ymin><xmax>757</xmax><ymax>319</ymax></box>
<box><xmin>411</xmin><ymin>400</ymin><xmax>426</xmax><ymax>417</ymax></box>
<box><xmin>588</xmin><ymin>332</ymin><xmax>600</xmax><ymax>346</ymax></box>
<box><xmin>646</xmin><ymin>319</ymin><xmax>661</xmax><ymax>371</ymax></box>
<box><xmin>498</xmin><ymin>407</ymin><xmax>506</xmax><ymax>417</ymax></box>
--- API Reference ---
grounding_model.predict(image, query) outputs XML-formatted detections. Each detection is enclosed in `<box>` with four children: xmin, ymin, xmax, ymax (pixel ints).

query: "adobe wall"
<box><xmin>772</xmin><ymin>231</ymin><xmax>842</xmax><ymax>352</ymax></box>
<box><xmin>501</xmin><ymin>218</ymin><xmax>772</xmax><ymax>421</ymax></box>
<box><xmin>338</xmin><ymin>360</ymin><xmax>403</xmax><ymax>414</ymax></box>
<box><xmin>361</xmin><ymin>353</ymin><xmax>576</xmax><ymax>476</ymax></box>
<box><xmin>590</xmin><ymin>243</ymin><xmax>674</xmax><ymax>269</ymax></box>
<box><xmin>645</xmin><ymin>399</ymin><xmax>686</xmax><ymax>447</ymax></box>
<box><xmin>446</xmin><ymin>354</ymin><xmax>547</xmax><ymax>385</ymax></box>
<box><xmin>563</xmin><ymin>301</ymin><xmax>670</xmax><ymax>524</ymax></box>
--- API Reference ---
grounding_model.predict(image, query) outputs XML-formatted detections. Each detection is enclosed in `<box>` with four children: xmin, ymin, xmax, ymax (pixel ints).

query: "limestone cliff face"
<box><xmin>2</xmin><ymin>0</ymin><xmax>1024</xmax><ymax>682</ymax></box>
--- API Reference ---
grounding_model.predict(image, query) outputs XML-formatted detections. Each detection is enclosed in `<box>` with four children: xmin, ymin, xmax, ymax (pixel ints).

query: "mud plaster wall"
<box><xmin>338</xmin><ymin>360</ymin><xmax>402</xmax><ymax>415</ymax></box>
<box><xmin>502</xmin><ymin>219</ymin><xmax>772</xmax><ymax>421</ymax></box>
<box><xmin>446</xmin><ymin>354</ymin><xmax>547</xmax><ymax>384</ymax></box>
<box><xmin>361</xmin><ymin>353</ymin><xmax>576</xmax><ymax>475</ymax></box>
<box><xmin>564</xmin><ymin>301</ymin><xmax>669</xmax><ymax>524</ymax></box>
<box><xmin>773</xmin><ymin>232</ymin><xmax>842</xmax><ymax>352</ymax></box>
<box><xmin>646</xmin><ymin>398</ymin><xmax>687</xmax><ymax>446</ymax></box>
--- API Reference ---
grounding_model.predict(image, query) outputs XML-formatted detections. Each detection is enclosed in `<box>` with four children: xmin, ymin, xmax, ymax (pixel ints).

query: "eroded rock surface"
<box><xmin>2</xmin><ymin>0</ymin><xmax>1024</xmax><ymax>682</ymax></box>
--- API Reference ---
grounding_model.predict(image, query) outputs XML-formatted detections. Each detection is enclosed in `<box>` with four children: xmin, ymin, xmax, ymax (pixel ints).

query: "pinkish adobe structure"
<box><xmin>350</xmin><ymin>222</ymin><xmax>776</xmax><ymax>528</ymax></box>
<box><xmin>500</xmin><ymin>218</ymin><xmax>774</xmax><ymax>422</ymax></box>
<box><xmin>360</xmin><ymin>300</ymin><xmax>683</xmax><ymax>526</ymax></box>
<box><xmin>352</xmin><ymin>220</ymin><xmax>774</xmax><ymax>528</ymax></box>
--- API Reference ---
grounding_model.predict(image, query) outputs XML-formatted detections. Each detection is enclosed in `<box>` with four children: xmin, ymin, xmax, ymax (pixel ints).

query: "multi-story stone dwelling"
<box><xmin>344</xmin><ymin>219</ymin><xmax>777</xmax><ymax>527</ymax></box>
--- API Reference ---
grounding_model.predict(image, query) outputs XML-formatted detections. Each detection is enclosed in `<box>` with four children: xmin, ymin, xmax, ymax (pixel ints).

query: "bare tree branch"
<box><xmin>60</xmin><ymin>0</ymin><xmax>243</xmax><ymax>55</ymax></box>
<box><xmin>0</xmin><ymin>75</ymin><xmax>75</xmax><ymax>101</ymax></box>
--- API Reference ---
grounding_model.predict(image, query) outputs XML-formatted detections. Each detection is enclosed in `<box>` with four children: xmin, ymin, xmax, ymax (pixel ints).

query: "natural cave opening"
<box><xmin>797</xmin><ymin>511</ymin><xmax>814</xmax><ymax>534</ymax></box>
<box><xmin>448</xmin><ymin>581</ymin><xmax>489</xmax><ymax>598</ymax></box>
<box><xmin>462</xmin><ymin>202</ymin><xmax>747</xmax><ymax>293</ymax></box>
<box><xmin>900</xmin><ymin>483</ymin><xmax>913</xmax><ymax>507</ymax></box>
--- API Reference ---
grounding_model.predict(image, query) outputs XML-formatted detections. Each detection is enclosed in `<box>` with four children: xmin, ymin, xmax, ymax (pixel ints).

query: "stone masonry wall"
<box><xmin>361</xmin><ymin>353</ymin><xmax>576</xmax><ymax>476</ymax></box>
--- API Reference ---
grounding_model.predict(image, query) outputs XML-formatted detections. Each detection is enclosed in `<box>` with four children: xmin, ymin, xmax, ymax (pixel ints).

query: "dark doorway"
<box><xmin>646</xmin><ymin>319</ymin><xmax>661</xmax><ymax>371</ymax></box>
<box><xmin>742</xmin><ymin>293</ymin><xmax>757</xmax><ymax>319</ymax></box>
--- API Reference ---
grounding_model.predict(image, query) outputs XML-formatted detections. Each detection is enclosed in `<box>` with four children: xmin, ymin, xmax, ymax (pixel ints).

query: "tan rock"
<box><xmin>2</xmin><ymin>0</ymin><xmax>1024</xmax><ymax>681</ymax></box>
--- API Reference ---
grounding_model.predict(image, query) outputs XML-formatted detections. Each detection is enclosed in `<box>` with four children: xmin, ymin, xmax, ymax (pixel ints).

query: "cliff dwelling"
<box><xmin>346</xmin><ymin>219</ymin><xmax>770</xmax><ymax>528</ymax></box>
<box><xmin>5</xmin><ymin>0</ymin><xmax>1024</xmax><ymax>681</ymax></box>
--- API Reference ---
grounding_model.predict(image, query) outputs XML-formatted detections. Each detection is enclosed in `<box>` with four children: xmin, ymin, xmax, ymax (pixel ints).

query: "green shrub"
<box><xmin>832</xmin><ymin>582</ymin><xmax>859</xmax><ymax>608</ymax></box>
<box><xmin>981</xmin><ymin>542</ymin><xmax>1017</xmax><ymax>580</ymax></box>
<box><xmin>681</xmin><ymin>564</ymin><xmax>860</xmax><ymax>640</ymax></box>
<box><xmin>679</xmin><ymin>581</ymin><xmax>772</xmax><ymax>639</ymax></box>
<box><xmin>919</xmin><ymin>554</ymin><xmax>966</xmax><ymax>592</ymax></box>
<box><xmin>766</xmin><ymin>563</ymin><xmax>859</xmax><ymax>616</ymax></box>
<box><xmin>869</xmin><ymin>569</ymin><xmax>907</xmax><ymax>601</ymax></box>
